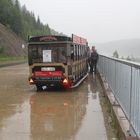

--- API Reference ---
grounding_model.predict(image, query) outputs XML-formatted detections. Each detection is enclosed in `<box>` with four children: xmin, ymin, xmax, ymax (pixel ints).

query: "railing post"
<box><xmin>128</xmin><ymin>65</ymin><xmax>136</xmax><ymax>136</ymax></box>
<box><xmin>114</xmin><ymin>60</ymin><xmax>117</xmax><ymax>104</ymax></box>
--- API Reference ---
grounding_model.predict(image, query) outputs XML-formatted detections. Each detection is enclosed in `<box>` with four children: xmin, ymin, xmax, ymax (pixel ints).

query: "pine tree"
<box><xmin>113</xmin><ymin>50</ymin><xmax>119</xmax><ymax>58</ymax></box>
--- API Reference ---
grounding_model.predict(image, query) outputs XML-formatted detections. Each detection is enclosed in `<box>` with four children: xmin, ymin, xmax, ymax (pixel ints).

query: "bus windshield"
<box><xmin>28</xmin><ymin>43</ymin><xmax>67</xmax><ymax>65</ymax></box>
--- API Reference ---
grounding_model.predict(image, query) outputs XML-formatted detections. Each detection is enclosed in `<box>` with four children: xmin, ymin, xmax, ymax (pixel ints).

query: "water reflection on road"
<box><xmin>30</xmin><ymin>82</ymin><xmax>88</xmax><ymax>140</ymax></box>
<box><xmin>0</xmin><ymin>64</ymin><xmax>108</xmax><ymax>140</ymax></box>
<box><xmin>74</xmin><ymin>73</ymin><xmax>107</xmax><ymax>140</ymax></box>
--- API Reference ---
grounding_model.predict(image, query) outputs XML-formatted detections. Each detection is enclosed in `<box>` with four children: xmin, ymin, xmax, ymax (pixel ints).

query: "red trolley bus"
<box><xmin>28</xmin><ymin>34</ymin><xmax>88</xmax><ymax>90</ymax></box>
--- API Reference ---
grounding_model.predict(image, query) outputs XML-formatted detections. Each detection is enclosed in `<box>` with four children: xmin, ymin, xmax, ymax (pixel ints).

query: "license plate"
<box><xmin>41</xmin><ymin>67</ymin><xmax>55</xmax><ymax>71</ymax></box>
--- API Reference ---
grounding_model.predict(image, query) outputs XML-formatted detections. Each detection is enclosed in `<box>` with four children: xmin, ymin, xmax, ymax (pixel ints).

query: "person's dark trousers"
<box><xmin>91</xmin><ymin>61</ymin><xmax>97</xmax><ymax>74</ymax></box>
<box><xmin>93</xmin><ymin>62</ymin><xmax>97</xmax><ymax>74</ymax></box>
<box><xmin>90</xmin><ymin>64</ymin><xmax>93</xmax><ymax>73</ymax></box>
<box><xmin>90</xmin><ymin>61</ymin><xmax>97</xmax><ymax>74</ymax></box>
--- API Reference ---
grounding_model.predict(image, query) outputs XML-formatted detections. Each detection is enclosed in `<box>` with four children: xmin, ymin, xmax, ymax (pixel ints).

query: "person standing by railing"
<box><xmin>89</xmin><ymin>46</ymin><xmax>99</xmax><ymax>74</ymax></box>
<box><xmin>86</xmin><ymin>46</ymin><xmax>91</xmax><ymax>71</ymax></box>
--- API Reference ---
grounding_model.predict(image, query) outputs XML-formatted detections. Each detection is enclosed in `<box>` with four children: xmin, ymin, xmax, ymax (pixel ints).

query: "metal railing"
<box><xmin>98</xmin><ymin>55</ymin><xmax>140</xmax><ymax>139</ymax></box>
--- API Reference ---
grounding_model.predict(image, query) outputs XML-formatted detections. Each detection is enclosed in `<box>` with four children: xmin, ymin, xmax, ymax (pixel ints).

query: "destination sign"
<box><xmin>40</xmin><ymin>36</ymin><xmax>57</xmax><ymax>41</ymax></box>
<box><xmin>72</xmin><ymin>34</ymin><xmax>87</xmax><ymax>45</ymax></box>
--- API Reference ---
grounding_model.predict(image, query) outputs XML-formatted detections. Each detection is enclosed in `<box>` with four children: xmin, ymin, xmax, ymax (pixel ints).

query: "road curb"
<box><xmin>0</xmin><ymin>60</ymin><xmax>27</xmax><ymax>68</ymax></box>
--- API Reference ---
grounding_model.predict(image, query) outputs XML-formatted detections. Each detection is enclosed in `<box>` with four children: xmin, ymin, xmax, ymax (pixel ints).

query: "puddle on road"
<box><xmin>0</xmin><ymin>101</ymin><xmax>31</xmax><ymax>140</ymax></box>
<box><xmin>74</xmin><ymin>74</ymin><xmax>107</xmax><ymax>140</ymax></box>
<box><xmin>0</xmin><ymin>66</ymin><xmax>108</xmax><ymax>140</ymax></box>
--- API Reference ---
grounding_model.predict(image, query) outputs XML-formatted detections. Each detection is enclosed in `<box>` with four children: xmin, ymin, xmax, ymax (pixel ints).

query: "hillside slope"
<box><xmin>0</xmin><ymin>23</ymin><xmax>26</xmax><ymax>56</ymax></box>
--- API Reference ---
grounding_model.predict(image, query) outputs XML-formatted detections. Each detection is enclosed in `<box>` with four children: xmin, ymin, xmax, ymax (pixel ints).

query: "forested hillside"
<box><xmin>0</xmin><ymin>23</ymin><xmax>26</xmax><ymax>57</ymax></box>
<box><xmin>0</xmin><ymin>0</ymin><xmax>57</xmax><ymax>40</ymax></box>
<box><xmin>0</xmin><ymin>0</ymin><xmax>62</xmax><ymax>58</ymax></box>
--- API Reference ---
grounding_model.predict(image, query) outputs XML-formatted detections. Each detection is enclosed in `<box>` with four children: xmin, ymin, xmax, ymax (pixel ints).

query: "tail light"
<box><xmin>62</xmin><ymin>78</ymin><xmax>69</xmax><ymax>84</ymax></box>
<box><xmin>29</xmin><ymin>78</ymin><xmax>34</xmax><ymax>84</ymax></box>
<box><xmin>62</xmin><ymin>78</ymin><xmax>71</xmax><ymax>88</ymax></box>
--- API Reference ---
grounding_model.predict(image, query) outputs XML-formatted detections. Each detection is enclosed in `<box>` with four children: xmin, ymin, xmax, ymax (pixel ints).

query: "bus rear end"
<box><xmin>28</xmin><ymin>36</ymin><xmax>72</xmax><ymax>90</ymax></box>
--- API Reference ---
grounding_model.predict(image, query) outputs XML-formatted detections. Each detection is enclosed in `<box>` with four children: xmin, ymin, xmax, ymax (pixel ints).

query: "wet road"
<box><xmin>0</xmin><ymin>64</ymin><xmax>108</xmax><ymax>140</ymax></box>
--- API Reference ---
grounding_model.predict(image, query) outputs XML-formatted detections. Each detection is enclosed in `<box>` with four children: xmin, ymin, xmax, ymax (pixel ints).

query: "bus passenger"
<box><xmin>59</xmin><ymin>51</ymin><xmax>66</xmax><ymax>63</ymax></box>
<box><xmin>52</xmin><ymin>49</ymin><xmax>57</xmax><ymax>62</ymax></box>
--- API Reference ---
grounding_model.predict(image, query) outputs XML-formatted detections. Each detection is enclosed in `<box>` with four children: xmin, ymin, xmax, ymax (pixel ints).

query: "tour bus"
<box><xmin>28</xmin><ymin>34</ymin><xmax>88</xmax><ymax>90</ymax></box>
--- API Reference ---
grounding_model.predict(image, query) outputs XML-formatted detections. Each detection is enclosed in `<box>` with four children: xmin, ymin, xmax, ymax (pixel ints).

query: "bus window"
<box><xmin>52</xmin><ymin>49</ymin><xmax>57</xmax><ymax>62</ymax></box>
<box><xmin>59</xmin><ymin>50</ymin><xmax>66</xmax><ymax>63</ymax></box>
<box><xmin>70</xmin><ymin>45</ymin><xmax>74</xmax><ymax>61</ymax></box>
<box><xmin>82</xmin><ymin>46</ymin><xmax>84</xmax><ymax>58</ymax></box>
<box><xmin>28</xmin><ymin>43</ymin><xmax>67</xmax><ymax>63</ymax></box>
<box><xmin>80</xmin><ymin>45</ymin><xmax>82</xmax><ymax>59</ymax></box>
<box><xmin>28</xmin><ymin>45</ymin><xmax>40</xmax><ymax>64</ymax></box>
<box><xmin>74</xmin><ymin>45</ymin><xmax>77</xmax><ymax>61</ymax></box>
<box><xmin>77</xmin><ymin>45</ymin><xmax>80</xmax><ymax>60</ymax></box>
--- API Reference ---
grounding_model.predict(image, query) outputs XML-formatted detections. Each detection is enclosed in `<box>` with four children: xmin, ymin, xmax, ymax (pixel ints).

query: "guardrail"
<box><xmin>98</xmin><ymin>55</ymin><xmax>140</xmax><ymax>139</ymax></box>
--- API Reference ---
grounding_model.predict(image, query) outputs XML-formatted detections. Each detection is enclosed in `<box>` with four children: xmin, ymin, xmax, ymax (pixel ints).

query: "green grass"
<box><xmin>0</xmin><ymin>55</ymin><xmax>27</xmax><ymax>63</ymax></box>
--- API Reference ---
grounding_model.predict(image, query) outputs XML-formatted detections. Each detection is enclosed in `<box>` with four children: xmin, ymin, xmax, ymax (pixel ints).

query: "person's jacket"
<box><xmin>90</xmin><ymin>51</ymin><xmax>99</xmax><ymax>63</ymax></box>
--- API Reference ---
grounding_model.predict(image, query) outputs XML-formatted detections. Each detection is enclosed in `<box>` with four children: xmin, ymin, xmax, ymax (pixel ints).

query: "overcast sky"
<box><xmin>19</xmin><ymin>0</ymin><xmax>140</xmax><ymax>44</ymax></box>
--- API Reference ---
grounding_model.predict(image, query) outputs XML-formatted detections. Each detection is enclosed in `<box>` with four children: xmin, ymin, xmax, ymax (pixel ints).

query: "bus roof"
<box><xmin>28</xmin><ymin>35</ymin><xmax>72</xmax><ymax>43</ymax></box>
<box><xmin>28</xmin><ymin>34</ymin><xmax>88</xmax><ymax>46</ymax></box>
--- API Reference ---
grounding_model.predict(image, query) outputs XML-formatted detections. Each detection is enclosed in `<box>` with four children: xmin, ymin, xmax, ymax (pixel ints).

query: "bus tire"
<box><xmin>36</xmin><ymin>84</ymin><xmax>42</xmax><ymax>91</ymax></box>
